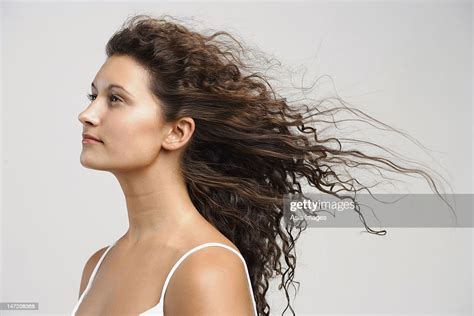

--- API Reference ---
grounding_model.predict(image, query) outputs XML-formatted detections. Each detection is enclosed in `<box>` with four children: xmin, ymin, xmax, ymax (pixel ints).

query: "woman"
<box><xmin>72</xmin><ymin>14</ymin><xmax>450</xmax><ymax>316</ymax></box>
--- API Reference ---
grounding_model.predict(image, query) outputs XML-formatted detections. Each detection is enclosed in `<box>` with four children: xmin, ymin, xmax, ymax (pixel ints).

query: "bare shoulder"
<box><xmin>164</xmin><ymin>244</ymin><xmax>256</xmax><ymax>315</ymax></box>
<box><xmin>77</xmin><ymin>246</ymin><xmax>109</xmax><ymax>299</ymax></box>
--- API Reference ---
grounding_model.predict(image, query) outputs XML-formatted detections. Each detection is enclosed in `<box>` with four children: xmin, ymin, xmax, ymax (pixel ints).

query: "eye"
<box><xmin>110</xmin><ymin>95</ymin><xmax>121</xmax><ymax>103</ymax></box>
<box><xmin>86</xmin><ymin>93</ymin><xmax>122</xmax><ymax>104</ymax></box>
<box><xmin>86</xmin><ymin>93</ymin><xmax>96</xmax><ymax>101</ymax></box>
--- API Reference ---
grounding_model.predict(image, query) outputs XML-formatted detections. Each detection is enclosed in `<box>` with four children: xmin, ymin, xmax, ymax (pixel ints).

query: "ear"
<box><xmin>162</xmin><ymin>117</ymin><xmax>195</xmax><ymax>151</ymax></box>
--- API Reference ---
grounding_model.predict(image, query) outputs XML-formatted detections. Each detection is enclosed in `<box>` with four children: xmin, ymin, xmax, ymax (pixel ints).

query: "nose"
<box><xmin>78</xmin><ymin>106</ymin><xmax>100</xmax><ymax>126</ymax></box>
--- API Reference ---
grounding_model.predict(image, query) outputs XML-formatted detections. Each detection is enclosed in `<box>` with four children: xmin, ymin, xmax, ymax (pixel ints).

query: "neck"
<box><xmin>111</xmin><ymin>156</ymin><xmax>200</xmax><ymax>246</ymax></box>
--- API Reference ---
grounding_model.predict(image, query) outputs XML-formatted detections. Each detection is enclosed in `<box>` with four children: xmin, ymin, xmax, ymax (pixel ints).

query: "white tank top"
<box><xmin>71</xmin><ymin>241</ymin><xmax>258</xmax><ymax>316</ymax></box>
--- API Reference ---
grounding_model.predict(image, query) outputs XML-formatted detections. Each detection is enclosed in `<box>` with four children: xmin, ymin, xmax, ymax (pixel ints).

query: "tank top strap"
<box><xmin>82</xmin><ymin>240</ymin><xmax>117</xmax><ymax>291</ymax></box>
<box><xmin>71</xmin><ymin>240</ymin><xmax>117</xmax><ymax>315</ymax></box>
<box><xmin>158</xmin><ymin>242</ymin><xmax>257</xmax><ymax>314</ymax></box>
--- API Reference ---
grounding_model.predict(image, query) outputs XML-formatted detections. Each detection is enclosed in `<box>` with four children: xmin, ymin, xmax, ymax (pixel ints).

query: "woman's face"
<box><xmin>78</xmin><ymin>54</ymin><xmax>166</xmax><ymax>172</ymax></box>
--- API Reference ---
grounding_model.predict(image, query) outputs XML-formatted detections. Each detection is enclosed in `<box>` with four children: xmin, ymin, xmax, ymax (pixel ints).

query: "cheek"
<box><xmin>110</xmin><ymin>112</ymin><xmax>162</xmax><ymax>163</ymax></box>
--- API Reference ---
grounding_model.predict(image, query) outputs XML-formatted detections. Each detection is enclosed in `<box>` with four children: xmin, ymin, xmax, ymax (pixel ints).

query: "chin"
<box><xmin>79</xmin><ymin>154</ymin><xmax>109</xmax><ymax>171</ymax></box>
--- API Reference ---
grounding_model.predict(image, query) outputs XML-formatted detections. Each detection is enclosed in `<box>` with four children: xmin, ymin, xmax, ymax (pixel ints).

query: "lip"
<box><xmin>82</xmin><ymin>138</ymin><xmax>102</xmax><ymax>144</ymax></box>
<box><xmin>82</xmin><ymin>133</ymin><xmax>103</xmax><ymax>144</ymax></box>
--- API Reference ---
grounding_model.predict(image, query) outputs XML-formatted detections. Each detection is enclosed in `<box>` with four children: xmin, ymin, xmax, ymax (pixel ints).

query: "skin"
<box><xmin>76</xmin><ymin>55</ymin><xmax>255</xmax><ymax>316</ymax></box>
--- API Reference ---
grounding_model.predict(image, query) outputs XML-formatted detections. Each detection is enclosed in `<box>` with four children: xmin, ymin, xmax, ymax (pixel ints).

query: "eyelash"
<box><xmin>86</xmin><ymin>93</ymin><xmax>122</xmax><ymax>104</ymax></box>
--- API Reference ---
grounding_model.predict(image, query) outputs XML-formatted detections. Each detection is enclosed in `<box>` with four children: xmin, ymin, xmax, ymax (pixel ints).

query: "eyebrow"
<box><xmin>91</xmin><ymin>82</ymin><xmax>134</xmax><ymax>98</ymax></box>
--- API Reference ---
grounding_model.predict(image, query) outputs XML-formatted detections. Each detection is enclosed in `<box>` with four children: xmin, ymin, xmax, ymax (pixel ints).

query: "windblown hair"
<box><xmin>104</xmin><ymin>14</ymin><xmax>454</xmax><ymax>315</ymax></box>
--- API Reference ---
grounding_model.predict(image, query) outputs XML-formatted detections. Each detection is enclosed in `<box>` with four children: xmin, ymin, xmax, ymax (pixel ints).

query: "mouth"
<box><xmin>82</xmin><ymin>138</ymin><xmax>103</xmax><ymax>144</ymax></box>
<box><xmin>82</xmin><ymin>133</ymin><xmax>103</xmax><ymax>144</ymax></box>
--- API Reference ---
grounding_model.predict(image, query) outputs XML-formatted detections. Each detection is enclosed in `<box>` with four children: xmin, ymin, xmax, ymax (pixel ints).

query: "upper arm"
<box><xmin>165</xmin><ymin>247</ymin><xmax>256</xmax><ymax>316</ymax></box>
<box><xmin>78</xmin><ymin>247</ymin><xmax>108</xmax><ymax>300</ymax></box>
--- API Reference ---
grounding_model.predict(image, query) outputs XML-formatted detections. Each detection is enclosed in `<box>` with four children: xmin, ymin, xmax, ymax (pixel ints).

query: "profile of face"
<box><xmin>78</xmin><ymin>55</ymin><xmax>184</xmax><ymax>172</ymax></box>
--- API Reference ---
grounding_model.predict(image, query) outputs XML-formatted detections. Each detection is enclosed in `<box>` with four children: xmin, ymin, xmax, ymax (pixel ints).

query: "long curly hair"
<box><xmin>103</xmin><ymin>14</ymin><xmax>454</xmax><ymax>315</ymax></box>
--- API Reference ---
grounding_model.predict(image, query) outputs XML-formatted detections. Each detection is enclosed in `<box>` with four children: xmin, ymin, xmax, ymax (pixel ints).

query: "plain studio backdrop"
<box><xmin>1</xmin><ymin>1</ymin><xmax>472</xmax><ymax>315</ymax></box>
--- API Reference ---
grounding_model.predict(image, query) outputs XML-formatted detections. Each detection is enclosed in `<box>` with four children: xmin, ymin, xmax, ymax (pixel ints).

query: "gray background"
<box><xmin>1</xmin><ymin>0</ymin><xmax>472</xmax><ymax>315</ymax></box>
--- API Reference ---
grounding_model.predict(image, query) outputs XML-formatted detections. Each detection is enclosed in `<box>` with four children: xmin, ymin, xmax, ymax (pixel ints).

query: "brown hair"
<box><xmin>104</xmin><ymin>14</ymin><xmax>453</xmax><ymax>315</ymax></box>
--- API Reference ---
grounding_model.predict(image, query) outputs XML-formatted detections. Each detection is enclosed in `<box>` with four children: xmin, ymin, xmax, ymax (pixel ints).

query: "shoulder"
<box><xmin>78</xmin><ymin>246</ymin><xmax>109</xmax><ymax>299</ymax></box>
<box><xmin>164</xmin><ymin>244</ymin><xmax>256</xmax><ymax>315</ymax></box>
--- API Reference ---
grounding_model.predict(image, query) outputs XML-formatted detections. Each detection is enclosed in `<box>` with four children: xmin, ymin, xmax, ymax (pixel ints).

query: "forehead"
<box><xmin>92</xmin><ymin>55</ymin><xmax>151</xmax><ymax>95</ymax></box>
